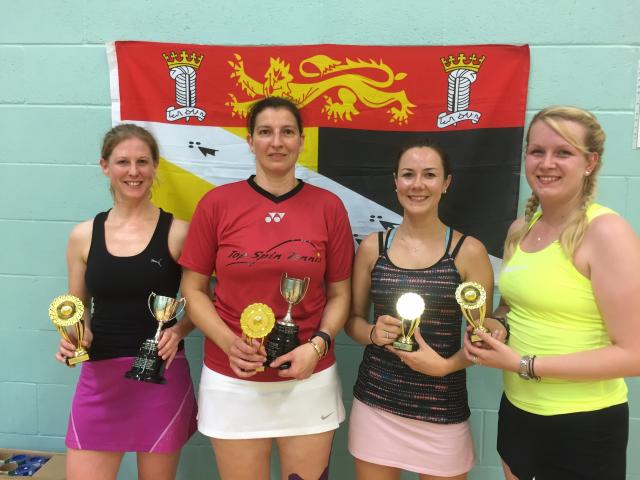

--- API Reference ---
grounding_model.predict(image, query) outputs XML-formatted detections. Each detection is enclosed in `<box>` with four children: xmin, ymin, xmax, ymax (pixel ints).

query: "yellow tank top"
<box><xmin>498</xmin><ymin>203</ymin><xmax>627</xmax><ymax>415</ymax></box>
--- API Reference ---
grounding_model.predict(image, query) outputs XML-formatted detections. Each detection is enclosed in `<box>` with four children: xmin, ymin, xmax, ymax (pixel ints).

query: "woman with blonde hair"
<box><xmin>57</xmin><ymin>124</ymin><xmax>197</xmax><ymax>480</ymax></box>
<box><xmin>465</xmin><ymin>106</ymin><xmax>640</xmax><ymax>480</ymax></box>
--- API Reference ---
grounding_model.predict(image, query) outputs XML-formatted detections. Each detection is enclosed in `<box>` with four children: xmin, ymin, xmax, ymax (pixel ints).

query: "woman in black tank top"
<box><xmin>345</xmin><ymin>140</ymin><xmax>506</xmax><ymax>480</ymax></box>
<box><xmin>54</xmin><ymin>125</ymin><xmax>197</xmax><ymax>480</ymax></box>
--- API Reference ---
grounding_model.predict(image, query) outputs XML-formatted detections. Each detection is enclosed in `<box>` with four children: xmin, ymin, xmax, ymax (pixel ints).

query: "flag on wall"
<box><xmin>107</xmin><ymin>41</ymin><xmax>529</xmax><ymax>259</ymax></box>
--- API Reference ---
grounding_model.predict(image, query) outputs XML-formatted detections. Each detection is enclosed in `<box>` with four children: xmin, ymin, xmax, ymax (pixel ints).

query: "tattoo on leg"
<box><xmin>287</xmin><ymin>465</ymin><xmax>329</xmax><ymax>480</ymax></box>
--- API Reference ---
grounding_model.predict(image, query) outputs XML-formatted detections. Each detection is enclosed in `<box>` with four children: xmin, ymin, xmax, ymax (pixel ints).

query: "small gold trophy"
<box><xmin>455</xmin><ymin>281</ymin><xmax>488</xmax><ymax>342</ymax></box>
<box><xmin>265</xmin><ymin>273</ymin><xmax>310</xmax><ymax>369</ymax></box>
<box><xmin>49</xmin><ymin>294</ymin><xmax>89</xmax><ymax>366</ymax></box>
<box><xmin>240</xmin><ymin>303</ymin><xmax>276</xmax><ymax>372</ymax></box>
<box><xmin>393</xmin><ymin>292</ymin><xmax>426</xmax><ymax>352</ymax></box>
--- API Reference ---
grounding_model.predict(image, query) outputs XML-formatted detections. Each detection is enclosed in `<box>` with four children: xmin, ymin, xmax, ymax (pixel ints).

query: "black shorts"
<box><xmin>497</xmin><ymin>394</ymin><xmax>628</xmax><ymax>480</ymax></box>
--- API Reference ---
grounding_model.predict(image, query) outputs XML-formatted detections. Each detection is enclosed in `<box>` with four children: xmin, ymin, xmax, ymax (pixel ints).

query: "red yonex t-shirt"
<box><xmin>180</xmin><ymin>177</ymin><xmax>354</xmax><ymax>381</ymax></box>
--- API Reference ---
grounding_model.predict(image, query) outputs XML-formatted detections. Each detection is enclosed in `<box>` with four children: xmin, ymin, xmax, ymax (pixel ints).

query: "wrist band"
<box><xmin>307</xmin><ymin>339</ymin><xmax>323</xmax><ymax>359</ymax></box>
<box><xmin>311</xmin><ymin>330</ymin><xmax>331</xmax><ymax>356</ymax></box>
<box><xmin>369</xmin><ymin>325</ymin><xmax>381</xmax><ymax>346</ymax></box>
<box><xmin>492</xmin><ymin>314</ymin><xmax>510</xmax><ymax>341</ymax></box>
<box><xmin>518</xmin><ymin>355</ymin><xmax>541</xmax><ymax>381</ymax></box>
<box><xmin>529</xmin><ymin>355</ymin><xmax>541</xmax><ymax>381</ymax></box>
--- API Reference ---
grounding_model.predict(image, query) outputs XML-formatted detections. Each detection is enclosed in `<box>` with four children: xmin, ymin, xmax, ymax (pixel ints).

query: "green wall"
<box><xmin>1</xmin><ymin>1</ymin><xmax>639</xmax><ymax>478</ymax></box>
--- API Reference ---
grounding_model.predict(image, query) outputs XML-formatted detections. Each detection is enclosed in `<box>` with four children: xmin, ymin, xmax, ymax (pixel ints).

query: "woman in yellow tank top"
<box><xmin>464</xmin><ymin>106</ymin><xmax>640</xmax><ymax>480</ymax></box>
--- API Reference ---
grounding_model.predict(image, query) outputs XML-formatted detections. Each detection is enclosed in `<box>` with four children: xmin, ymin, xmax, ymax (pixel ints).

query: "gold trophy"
<box><xmin>264</xmin><ymin>273</ymin><xmax>310</xmax><ymax>369</ymax></box>
<box><xmin>49</xmin><ymin>294</ymin><xmax>89</xmax><ymax>366</ymax></box>
<box><xmin>393</xmin><ymin>292</ymin><xmax>426</xmax><ymax>352</ymax></box>
<box><xmin>455</xmin><ymin>281</ymin><xmax>488</xmax><ymax>342</ymax></box>
<box><xmin>125</xmin><ymin>292</ymin><xmax>186</xmax><ymax>384</ymax></box>
<box><xmin>240</xmin><ymin>303</ymin><xmax>276</xmax><ymax>372</ymax></box>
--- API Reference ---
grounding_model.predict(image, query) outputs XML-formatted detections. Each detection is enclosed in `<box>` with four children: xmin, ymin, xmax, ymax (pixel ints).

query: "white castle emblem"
<box><xmin>163</xmin><ymin>50</ymin><xmax>207</xmax><ymax>122</ymax></box>
<box><xmin>437</xmin><ymin>53</ymin><xmax>485</xmax><ymax>129</ymax></box>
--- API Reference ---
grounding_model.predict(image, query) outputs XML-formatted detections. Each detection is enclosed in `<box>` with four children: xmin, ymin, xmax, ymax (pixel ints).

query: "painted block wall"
<box><xmin>1</xmin><ymin>1</ymin><xmax>639</xmax><ymax>478</ymax></box>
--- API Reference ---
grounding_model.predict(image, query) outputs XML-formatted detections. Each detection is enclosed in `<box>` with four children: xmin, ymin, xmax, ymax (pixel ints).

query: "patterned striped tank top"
<box><xmin>352</xmin><ymin>227</ymin><xmax>470</xmax><ymax>424</ymax></box>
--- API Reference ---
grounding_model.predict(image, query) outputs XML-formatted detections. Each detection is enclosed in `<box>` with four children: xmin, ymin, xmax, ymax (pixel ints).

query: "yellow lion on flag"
<box><xmin>225</xmin><ymin>53</ymin><xmax>415</xmax><ymax>125</ymax></box>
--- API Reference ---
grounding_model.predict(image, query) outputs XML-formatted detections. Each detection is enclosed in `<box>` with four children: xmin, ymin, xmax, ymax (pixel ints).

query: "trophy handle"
<box><xmin>174</xmin><ymin>297</ymin><xmax>187</xmax><ymax>319</ymax></box>
<box><xmin>148</xmin><ymin>292</ymin><xmax>157</xmax><ymax>318</ymax></box>
<box><xmin>56</xmin><ymin>325</ymin><xmax>73</xmax><ymax>345</ymax></box>
<box><xmin>280</xmin><ymin>273</ymin><xmax>288</xmax><ymax>298</ymax></box>
<box><xmin>461</xmin><ymin>309</ymin><xmax>479</xmax><ymax>330</ymax></box>
<box><xmin>301</xmin><ymin>277</ymin><xmax>310</xmax><ymax>299</ymax></box>
<box><xmin>75</xmin><ymin>320</ymin><xmax>84</xmax><ymax>347</ymax></box>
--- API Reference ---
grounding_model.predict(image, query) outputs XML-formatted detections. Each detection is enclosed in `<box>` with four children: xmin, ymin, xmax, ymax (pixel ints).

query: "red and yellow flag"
<box><xmin>108</xmin><ymin>41</ymin><xmax>530</xmax><ymax>258</ymax></box>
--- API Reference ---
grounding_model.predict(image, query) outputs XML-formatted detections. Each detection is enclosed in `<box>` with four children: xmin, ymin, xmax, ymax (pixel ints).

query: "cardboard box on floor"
<box><xmin>0</xmin><ymin>448</ymin><xmax>65</xmax><ymax>479</ymax></box>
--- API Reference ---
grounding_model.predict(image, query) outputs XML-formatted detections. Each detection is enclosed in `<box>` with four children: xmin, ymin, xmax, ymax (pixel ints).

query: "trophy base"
<box><xmin>66</xmin><ymin>351</ymin><xmax>90</xmax><ymax>366</ymax></box>
<box><xmin>470</xmin><ymin>326</ymin><xmax>490</xmax><ymax>343</ymax></box>
<box><xmin>124</xmin><ymin>370</ymin><xmax>167</xmax><ymax>384</ymax></box>
<box><xmin>265</xmin><ymin>322</ymin><xmax>299</xmax><ymax>370</ymax></box>
<box><xmin>393</xmin><ymin>340</ymin><xmax>418</xmax><ymax>352</ymax></box>
<box><xmin>124</xmin><ymin>339</ymin><xmax>167</xmax><ymax>385</ymax></box>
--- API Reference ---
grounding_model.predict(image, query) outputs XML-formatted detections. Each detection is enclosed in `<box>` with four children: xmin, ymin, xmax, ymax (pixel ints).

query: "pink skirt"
<box><xmin>348</xmin><ymin>398</ymin><xmax>475</xmax><ymax>476</ymax></box>
<box><xmin>66</xmin><ymin>353</ymin><xmax>197</xmax><ymax>453</ymax></box>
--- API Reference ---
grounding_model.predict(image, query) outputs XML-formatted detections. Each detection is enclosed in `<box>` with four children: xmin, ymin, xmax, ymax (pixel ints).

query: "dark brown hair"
<box><xmin>394</xmin><ymin>139</ymin><xmax>451</xmax><ymax>177</ymax></box>
<box><xmin>247</xmin><ymin>97</ymin><xmax>303</xmax><ymax>136</ymax></box>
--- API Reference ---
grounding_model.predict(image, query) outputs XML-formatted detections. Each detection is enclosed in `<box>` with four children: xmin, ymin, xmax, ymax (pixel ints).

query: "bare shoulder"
<box><xmin>585</xmin><ymin>213</ymin><xmax>639</xmax><ymax>251</ymax></box>
<box><xmin>69</xmin><ymin>219</ymin><xmax>93</xmax><ymax>245</ymax></box>
<box><xmin>508</xmin><ymin>216</ymin><xmax>526</xmax><ymax>235</ymax></box>
<box><xmin>168</xmin><ymin>217</ymin><xmax>190</xmax><ymax>258</ymax></box>
<box><xmin>169</xmin><ymin>217</ymin><xmax>190</xmax><ymax>240</ymax></box>
<box><xmin>67</xmin><ymin>219</ymin><xmax>93</xmax><ymax>261</ymax></box>
<box><xmin>355</xmin><ymin>232</ymin><xmax>381</xmax><ymax>264</ymax></box>
<box><xmin>455</xmin><ymin>234</ymin><xmax>489</xmax><ymax>261</ymax></box>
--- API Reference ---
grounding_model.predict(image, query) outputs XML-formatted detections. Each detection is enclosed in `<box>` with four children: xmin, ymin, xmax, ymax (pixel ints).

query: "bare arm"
<box><xmin>344</xmin><ymin>233</ymin><xmax>402</xmax><ymax>347</ymax></box>
<box><xmin>157</xmin><ymin>218</ymin><xmax>196</xmax><ymax>367</ymax></box>
<box><xmin>467</xmin><ymin>214</ymin><xmax>640</xmax><ymax>380</ymax></box>
<box><xmin>534</xmin><ymin>214</ymin><xmax>640</xmax><ymax>379</ymax></box>
<box><xmin>180</xmin><ymin>268</ymin><xmax>266</xmax><ymax>378</ymax></box>
<box><xmin>56</xmin><ymin>221</ymin><xmax>93</xmax><ymax>363</ymax></box>
<box><xmin>273</xmin><ymin>278</ymin><xmax>351</xmax><ymax>379</ymax></box>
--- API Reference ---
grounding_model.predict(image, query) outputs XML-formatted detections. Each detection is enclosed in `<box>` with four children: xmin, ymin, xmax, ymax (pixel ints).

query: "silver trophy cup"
<box><xmin>124</xmin><ymin>292</ymin><xmax>186</xmax><ymax>384</ymax></box>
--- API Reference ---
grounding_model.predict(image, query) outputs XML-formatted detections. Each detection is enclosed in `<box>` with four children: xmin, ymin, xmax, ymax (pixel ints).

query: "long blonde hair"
<box><xmin>503</xmin><ymin>106</ymin><xmax>605</xmax><ymax>261</ymax></box>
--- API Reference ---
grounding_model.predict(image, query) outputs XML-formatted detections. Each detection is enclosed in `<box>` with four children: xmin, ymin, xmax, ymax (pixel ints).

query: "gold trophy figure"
<box><xmin>49</xmin><ymin>294</ymin><xmax>90</xmax><ymax>366</ymax></box>
<box><xmin>264</xmin><ymin>273</ymin><xmax>310</xmax><ymax>369</ymax></box>
<box><xmin>240</xmin><ymin>303</ymin><xmax>276</xmax><ymax>372</ymax></box>
<box><xmin>455</xmin><ymin>281</ymin><xmax>488</xmax><ymax>342</ymax></box>
<box><xmin>393</xmin><ymin>292</ymin><xmax>426</xmax><ymax>352</ymax></box>
<box><xmin>124</xmin><ymin>292</ymin><xmax>186</xmax><ymax>384</ymax></box>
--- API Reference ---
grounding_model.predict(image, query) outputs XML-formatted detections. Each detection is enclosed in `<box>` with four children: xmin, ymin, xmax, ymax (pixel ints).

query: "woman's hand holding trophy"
<box><xmin>50</xmin><ymin>294</ymin><xmax>91</xmax><ymax>367</ymax></box>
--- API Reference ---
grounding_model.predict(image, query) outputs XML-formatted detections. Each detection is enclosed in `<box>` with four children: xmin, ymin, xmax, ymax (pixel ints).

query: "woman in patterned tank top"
<box><xmin>345</xmin><ymin>140</ymin><xmax>507</xmax><ymax>480</ymax></box>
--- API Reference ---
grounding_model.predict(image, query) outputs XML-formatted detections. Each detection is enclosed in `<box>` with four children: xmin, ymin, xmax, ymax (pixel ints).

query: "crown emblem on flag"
<box><xmin>440</xmin><ymin>53</ymin><xmax>485</xmax><ymax>73</ymax></box>
<box><xmin>162</xmin><ymin>50</ymin><xmax>204</xmax><ymax>69</ymax></box>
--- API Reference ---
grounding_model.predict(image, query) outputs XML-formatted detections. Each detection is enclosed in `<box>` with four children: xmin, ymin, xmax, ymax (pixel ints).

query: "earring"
<box><xmin>585</xmin><ymin>170</ymin><xmax>591</xmax><ymax>176</ymax></box>
<box><xmin>443</xmin><ymin>189</ymin><xmax>448</xmax><ymax>194</ymax></box>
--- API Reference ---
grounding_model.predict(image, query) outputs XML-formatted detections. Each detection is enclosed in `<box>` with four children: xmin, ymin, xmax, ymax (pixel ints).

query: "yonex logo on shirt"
<box><xmin>265</xmin><ymin>212</ymin><xmax>285</xmax><ymax>223</ymax></box>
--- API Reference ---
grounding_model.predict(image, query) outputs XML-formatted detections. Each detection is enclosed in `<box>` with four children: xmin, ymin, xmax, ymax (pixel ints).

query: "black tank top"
<box><xmin>353</xmin><ymin>227</ymin><xmax>470</xmax><ymax>424</ymax></box>
<box><xmin>85</xmin><ymin>209</ymin><xmax>183</xmax><ymax>360</ymax></box>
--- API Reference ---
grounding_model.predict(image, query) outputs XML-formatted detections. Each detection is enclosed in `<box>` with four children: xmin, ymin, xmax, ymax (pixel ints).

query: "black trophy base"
<box><xmin>265</xmin><ymin>323</ymin><xmax>299</xmax><ymax>370</ymax></box>
<box><xmin>125</xmin><ymin>339</ymin><xmax>167</xmax><ymax>384</ymax></box>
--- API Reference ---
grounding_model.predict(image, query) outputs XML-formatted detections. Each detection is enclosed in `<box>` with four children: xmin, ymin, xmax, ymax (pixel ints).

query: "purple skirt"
<box><xmin>66</xmin><ymin>353</ymin><xmax>197</xmax><ymax>453</ymax></box>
